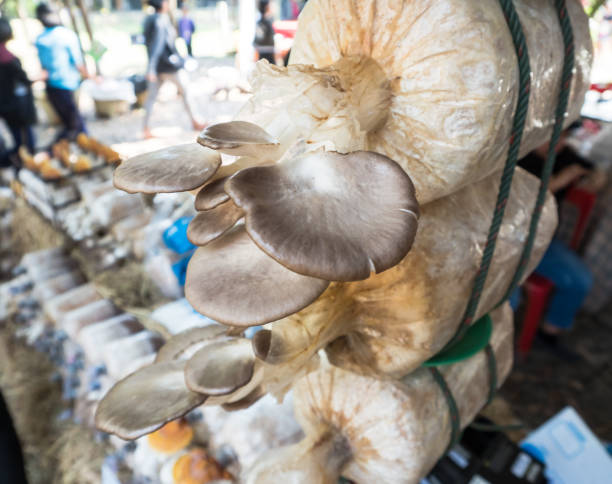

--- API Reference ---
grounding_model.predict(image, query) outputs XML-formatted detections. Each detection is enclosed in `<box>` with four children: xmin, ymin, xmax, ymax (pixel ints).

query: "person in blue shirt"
<box><xmin>35</xmin><ymin>3</ymin><xmax>89</xmax><ymax>142</ymax></box>
<box><xmin>178</xmin><ymin>4</ymin><xmax>195</xmax><ymax>57</ymax></box>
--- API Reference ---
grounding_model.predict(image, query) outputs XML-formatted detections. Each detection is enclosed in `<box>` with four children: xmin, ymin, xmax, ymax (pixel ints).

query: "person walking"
<box><xmin>34</xmin><ymin>3</ymin><xmax>88</xmax><ymax>142</ymax></box>
<box><xmin>143</xmin><ymin>0</ymin><xmax>205</xmax><ymax>139</ymax></box>
<box><xmin>178</xmin><ymin>4</ymin><xmax>195</xmax><ymax>57</ymax></box>
<box><xmin>0</xmin><ymin>18</ymin><xmax>36</xmax><ymax>167</ymax></box>
<box><xmin>254</xmin><ymin>0</ymin><xmax>275</xmax><ymax>64</ymax></box>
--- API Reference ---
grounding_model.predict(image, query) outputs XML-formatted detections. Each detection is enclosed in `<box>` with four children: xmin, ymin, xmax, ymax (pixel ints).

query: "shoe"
<box><xmin>192</xmin><ymin>120</ymin><xmax>207</xmax><ymax>131</ymax></box>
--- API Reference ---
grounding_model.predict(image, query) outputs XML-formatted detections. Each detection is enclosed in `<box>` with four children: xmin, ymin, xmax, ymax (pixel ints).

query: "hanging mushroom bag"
<box><xmin>95</xmin><ymin>0</ymin><xmax>591</xmax><ymax>482</ymax></box>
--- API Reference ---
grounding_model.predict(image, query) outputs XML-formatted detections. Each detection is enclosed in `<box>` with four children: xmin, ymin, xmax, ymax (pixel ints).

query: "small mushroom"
<box><xmin>221</xmin><ymin>386</ymin><xmax>265</xmax><ymax>411</ymax></box>
<box><xmin>185</xmin><ymin>338</ymin><xmax>255</xmax><ymax>395</ymax></box>
<box><xmin>185</xmin><ymin>227</ymin><xmax>329</xmax><ymax>326</ymax></box>
<box><xmin>113</xmin><ymin>144</ymin><xmax>221</xmax><ymax>194</ymax></box>
<box><xmin>94</xmin><ymin>360</ymin><xmax>207</xmax><ymax>440</ymax></box>
<box><xmin>194</xmin><ymin>177</ymin><xmax>231</xmax><ymax>210</ymax></box>
<box><xmin>225</xmin><ymin>150</ymin><xmax>419</xmax><ymax>281</ymax></box>
<box><xmin>197</xmin><ymin>121</ymin><xmax>280</xmax><ymax>158</ymax></box>
<box><xmin>155</xmin><ymin>325</ymin><xmax>230</xmax><ymax>363</ymax></box>
<box><xmin>186</xmin><ymin>201</ymin><xmax>244</xmax><ymax>247</ymax></box>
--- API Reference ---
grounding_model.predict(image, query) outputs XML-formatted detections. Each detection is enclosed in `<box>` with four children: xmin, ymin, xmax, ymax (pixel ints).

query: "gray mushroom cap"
<box><xmin>185</xmin><ymin>226</ymin><xmax>329</xmax><ymax>326</ymax></box>
<box><xmin>194</xmin><ymin>177</ymin><xmax>231</xmax><ymax>210</ymax></box>
<box><xmin>187</xmin><ymin>201</ymin><xmax>244</xmax><ymax>247</ymax></box>
<box><xmin>226</xmin><ymin>150</ymin><xmax>419</xmax><ymax>281</ymax></box>
<box><xmin>94</xmin><ymin>360</ymin><xmax>206</xmax><ymax>440</ymax></box>
<box><xmin>185</xmin><ymin>338</ymin><xmax>255</xmax><ymax>395</ymax></box>
<box><xmin>197</xmin><ymin>121</ymin><xmax>280</xmax><ymax>157</ymax></box>
<box><xmin>113</xmin><ymin>143</ymin><xmax>221</xmax><ymax>194</ymax></box>
<box><xmin>155</xmin><ymin>325</ymin><xmax>229</xmax><ymax>363</ymax></box>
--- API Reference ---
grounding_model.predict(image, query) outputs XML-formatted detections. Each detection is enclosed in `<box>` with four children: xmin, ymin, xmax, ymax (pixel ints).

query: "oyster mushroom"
<box><xmin>185</xmin><ymin>227</ymin><xmax>330</xmax><ymax>327</ymax></box>
<box><xmin>197</xmin><ymin>120</ymin><xmax>281</xmax><ymax>158</ymax></box>
<box><xmin>185</xmin><ymin>338</ymin><xmax>255</xmax><ymax>395</ymax></box>
<box><xmin>225</xmin><ymin>150</ymin><xmax>419</xmax><ymax>281</ymax></box>
<box><xmin>186</xmin><ymin>200</ymin><xmax>244</xmax><ymax>247</ymax></box>
<box><xmin>246</xmin><ymin>303</ymin><xmax>514</xmax><ymax>484</ymax></box>
<box><xmin>95</xmin><ymin>360</ymin><xmax>207</xmax><ymax>440</ymax></box>
<box><xmin>155</xmin><ymin>325</ymin><xmax>229</xmax><ymax>363</ymax></box>
<box><xmin>95</xmin><ymin>326</ymin><xmax>266</xmax><ymax>439</ymax></box>
<box><xmin>194</xmin><ymin>177</ymin><xmax>230</xmax><ymax>211</ymax></box>
<box><xmin>113</xmin><ymin>144</ymin><xmax>221</xmax><ymax>194</ymax></box>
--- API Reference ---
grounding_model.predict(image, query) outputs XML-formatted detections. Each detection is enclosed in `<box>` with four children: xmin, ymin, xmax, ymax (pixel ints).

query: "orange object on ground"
<box><xmin>172</xmin><ymin>448</ymin><xmax>232</xmax><ymax>484</ymax></box>
<box><xmin>147</xmin><ymin>419</ymin><xmax>194</xmax><ymax>454</ymax></box>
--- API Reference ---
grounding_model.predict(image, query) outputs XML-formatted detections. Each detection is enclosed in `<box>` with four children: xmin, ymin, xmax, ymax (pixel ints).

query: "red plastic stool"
<box><xmin>565</xmin><ymin>186</ymin><xmax>596</xmax><ymax>251</ymax></box>
<box><xmin>517</xmin><ymin>186</ymin><xmax>596</xmax><ymax>357</ymax></box>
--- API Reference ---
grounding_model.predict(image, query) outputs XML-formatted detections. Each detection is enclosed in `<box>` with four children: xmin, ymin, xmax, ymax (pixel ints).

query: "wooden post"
<box><xmin>75</xmin><ymin>0</ymin><xmax>100</xmax><ymax>74</ymax></box>
<box><xmin>62</xmin><ymin>0</ymin><xmax>86</xmax><ymax>57</ymax></box>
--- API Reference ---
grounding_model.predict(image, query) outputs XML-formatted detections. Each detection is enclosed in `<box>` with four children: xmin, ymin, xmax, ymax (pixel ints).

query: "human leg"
<box><xmin>46</xmin><ymin>86</ymin><xmax>86</xmax><ymax>141</ymax></box>
<box><xmin>171</xmin><ymin>70</ymin><xmax>205</xmax><ymax>130</ymax></box>
<box><xmin>143</xmin><ymin>78</ymin><xmax>162</xmax><ymax>137</ymax></box>
<box><xmin>534</xmin><ymin>239</ymin><xmax>593</xmax><ymax>330</ymax></box>
<box><xmin>10</xmin><ymin>124</ymin><xmax>35</xmax><ymax>153</ymax></box>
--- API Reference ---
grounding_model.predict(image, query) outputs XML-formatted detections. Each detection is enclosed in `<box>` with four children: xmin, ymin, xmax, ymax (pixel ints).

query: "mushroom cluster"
<box><xmin>96</xmin><ymin>0</ymin><xmax>591</xmax><ymax>479</ymax></box>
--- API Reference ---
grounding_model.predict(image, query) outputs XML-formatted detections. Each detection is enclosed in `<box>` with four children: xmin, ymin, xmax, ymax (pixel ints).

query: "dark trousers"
<box><xmin>46</xmin><ymin>85</ymin><xmax>86</xmax><ymax>142</ymax></box>
<box><xmin>8</xmin><ymin>123</ymin><xmax>35</xmax><ymax>153</ymax></box>
<box><xmin>185</xmin><ymin>38</ymin><xmax>193</xmax><ymax>56</ymax></box>
<box><xmin>0</xmin><ymin>392</ymin><xmax>28</xmax><ymax>483</ymax></box>
<box><xmin>0</xmin><ymin>117</ymin><xmax>35</xmax><ymax>168</ymax></box>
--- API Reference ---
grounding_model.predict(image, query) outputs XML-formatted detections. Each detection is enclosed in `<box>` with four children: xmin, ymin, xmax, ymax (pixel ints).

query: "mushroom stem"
<box><xmin>245</xmin><ymin>424</ymin><xmax>351</xmax><ymax>484</ymax></box>
<box><xmin>253</xmin><ymin>301</ymin><xmax>348</xmax><ymax>366</ymax></box>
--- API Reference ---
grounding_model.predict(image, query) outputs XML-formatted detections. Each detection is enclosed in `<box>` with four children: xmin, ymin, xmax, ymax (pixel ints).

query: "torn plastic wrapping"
<box><xmin>246</xmin><ymin>304</ymin><xmax>513</xmax><ymax>484</ymax></box>
<box><xmin>258</xmin><ymin>167</ymin><xmax>556</xmax><ymax>388</ymax></box>
<box><xmin>239</xmin><ymin>0</ymin><xmax>592</xmax><ymax>204</ymax></box>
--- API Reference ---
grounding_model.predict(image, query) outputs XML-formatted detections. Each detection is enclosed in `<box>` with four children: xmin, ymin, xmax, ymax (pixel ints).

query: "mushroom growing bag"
<box><xmin>238</xmin><ymin>0</ymin><xmax>592</xmax><ymax>203</ymax></box>
<box><xmin>247</xmin><ymin>304</ymin><xmax>514</xmax><ymax>484</ymax></box>
<box><xmin>257</xmin><ymin>167</ymin><xmax>556</xmax><ymax>386</ymax></box>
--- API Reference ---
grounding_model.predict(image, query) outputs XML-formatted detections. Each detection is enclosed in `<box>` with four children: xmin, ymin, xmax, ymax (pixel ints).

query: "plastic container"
<box><xmin>102</xmin><ymin>331</ymin><xmax>164</xmax><ymax>380</ymax></box>
<box><xmin>32</xmin><ymin>270</ymin><xmax>86</xmax><ymax>302</ymax></box>
<box><xmin>44</xmin><ymin>283</ymin><xmax>101</xmax><ymax>323</ymax></box>
<box><xmin>77</xmin><ymin>313</ymin><xmax>144</xmax><ymax>363</ymax></box>
<box><xmin>163</xmin><ymin>217</ymin><xmax>196</xmax><ymax>255</ymax></box>
<box><xmin>60</xmin><ymin>299</ymin><xmax>121</xmax><ymax>338</ymax></box>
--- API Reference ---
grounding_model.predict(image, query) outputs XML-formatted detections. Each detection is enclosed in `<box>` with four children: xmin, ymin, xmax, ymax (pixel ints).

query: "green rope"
<box><xmin>444</xmin><ymin>0</ymin><xmax>531</xmax><ymax>349</ymax></box>
<box><xmin>502</xmin><ymin>0</ymin><xmax>576</xmax><ymax>301</ymax></box>
<box><xmin>429</xmin><ymin>367</ymin><xmax>461</xmax><ymax>452</ymax></box>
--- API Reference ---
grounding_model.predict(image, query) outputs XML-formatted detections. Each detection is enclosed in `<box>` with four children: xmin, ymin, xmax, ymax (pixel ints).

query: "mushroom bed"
<box><xmin>96</xmin><ymin>0</ymin><xmax>592</xmax><ymax>483</ymax></box>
